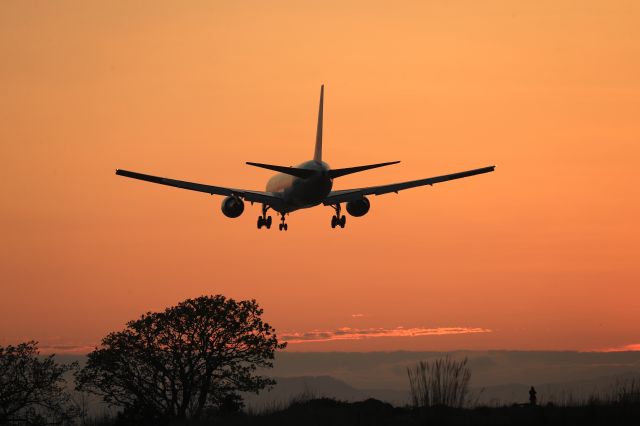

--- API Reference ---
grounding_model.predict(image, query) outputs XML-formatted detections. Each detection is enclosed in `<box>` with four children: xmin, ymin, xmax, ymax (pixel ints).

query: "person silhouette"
<box><xmin>529</xmin><ymin>386</ymin><xmax>537</xmax><ymax>406</ymax></box>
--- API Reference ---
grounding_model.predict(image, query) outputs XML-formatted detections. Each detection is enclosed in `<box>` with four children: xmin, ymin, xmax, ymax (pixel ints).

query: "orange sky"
<box><xmin>1</xmin><ymin>1</ymin><xmax>639</xmax><ymax>353</ymax></box>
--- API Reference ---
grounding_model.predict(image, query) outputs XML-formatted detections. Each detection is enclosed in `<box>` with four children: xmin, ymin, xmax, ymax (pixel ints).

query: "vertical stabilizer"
<box><xmin>314</xmin><ymin>85</ymin><xmax>324</xmax><ymax>162</ymax></box>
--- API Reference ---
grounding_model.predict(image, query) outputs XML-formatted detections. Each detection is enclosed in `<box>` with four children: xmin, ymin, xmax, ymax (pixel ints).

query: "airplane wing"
<box><xmin>323</xmin><ymin>166</ymin><xmax>495</xmax><ymax>205</ymax></box>
<box><xmin>115</xmin><ymin>169</ymin><xmax>285</xmax><ymax>207</ymax></box>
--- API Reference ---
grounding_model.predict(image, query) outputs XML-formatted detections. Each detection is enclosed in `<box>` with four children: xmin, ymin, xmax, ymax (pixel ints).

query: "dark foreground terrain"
<box><xmin>89</xmin><ymin>398</ymin><xmax>640</xmax><ymax>426</ymax></box>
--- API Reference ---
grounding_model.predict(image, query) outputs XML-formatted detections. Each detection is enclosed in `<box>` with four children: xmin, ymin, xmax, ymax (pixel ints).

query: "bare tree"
<box><xmin>407</xmin><ymin>355</ymin><xmax>471</xmax><ymax>408</ymax></box>
<box><xmin>0</xmin><ymin>341</ymin><xmax>78</xmax><ymax>425</ymax></box>
<box><xmin>76</xmin><ymin>295</ymin><xmax>286</xmax><ymax>423</ymax></box>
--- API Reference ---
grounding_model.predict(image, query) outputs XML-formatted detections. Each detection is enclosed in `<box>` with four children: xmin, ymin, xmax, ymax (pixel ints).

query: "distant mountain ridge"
<box><xmin>242</xmin><ymin>376</ymin><xmax>410</xmax><ymax>410</ymax></box>
<box><xmin>54</xmin><ymin>351</ymin><xmax>640</xmax><ymax>411</ymax></box>
<box><xmin>243</xmin><ymin>372</ymin><xmax>640</xmax><ymax>410</ymax></box>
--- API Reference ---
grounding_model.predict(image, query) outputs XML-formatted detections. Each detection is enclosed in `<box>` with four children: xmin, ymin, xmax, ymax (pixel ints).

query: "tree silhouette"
<box><xmin>0</xmin><ymin>341</ymin><xmax>78</xmax><ymax>425</ymax></box>
<box><xmin>76</xmin><ymin>295</ymin><xmax>286</xmax><ymax>423</ymax></box>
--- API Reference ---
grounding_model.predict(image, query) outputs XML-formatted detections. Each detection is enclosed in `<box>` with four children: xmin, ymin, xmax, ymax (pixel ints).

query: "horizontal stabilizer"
<box><xmin>328</xmin><ymin>161</ymin><xmax>400</xmax><ymax>179</ymax></box>
<box><xmin>246</xmin><ymin>162</ymin><xmax>315</xmax><ymax>179</ymax></box>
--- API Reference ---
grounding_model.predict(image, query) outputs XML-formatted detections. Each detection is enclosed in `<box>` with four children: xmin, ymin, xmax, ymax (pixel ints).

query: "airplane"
<box><xmin>116</xmin><ymin>85</ymin><xmax>495</xmax><ymax>231</ymax></box>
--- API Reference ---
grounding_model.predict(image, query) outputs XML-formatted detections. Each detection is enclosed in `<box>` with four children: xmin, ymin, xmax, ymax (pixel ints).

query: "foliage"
<box><xmin>75</xmin><ymin>295</ymin><xmax>286</xmax><ymax>423</ymax></box>
<box><xmin>0</xmin><ymin>341</ymin><xmax>78</xmax><ymax>425</ymax></box>
<box><xmin>407</xmin><ymin>355</ymin><xmax>471</xmax><ymax>408</ymax></box>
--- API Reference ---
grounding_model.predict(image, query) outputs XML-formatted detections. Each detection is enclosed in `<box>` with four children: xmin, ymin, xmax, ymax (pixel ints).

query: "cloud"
<box><xmin>38</xmin><ymin>344</ymin><xmax>96</xmax><ymax>354</ymax></box>
<box><xmin>12</xmin><ymin>326</ymin><xmax>493</xmax><ymax>353</ymax></box>
<box><xmin>281</xmin><ymin>326</ymin><xmax>492</xmax><ymax>344</ymax></box>
<box><xmin>597</xmin><ymin>343</ymin><xmax>640</xmax><ymax>352</ymax></box>
<box><xmin>351</xmin><ymin>313</ymin><xmax>365</xmax><ymax>318</ymax></box>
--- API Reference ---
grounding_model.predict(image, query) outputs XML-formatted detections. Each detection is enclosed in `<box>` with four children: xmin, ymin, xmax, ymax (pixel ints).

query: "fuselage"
<box><xmin>266</xmin><ymin>160</ymin><xmax>333</xmax><ymax>213</ymax></box>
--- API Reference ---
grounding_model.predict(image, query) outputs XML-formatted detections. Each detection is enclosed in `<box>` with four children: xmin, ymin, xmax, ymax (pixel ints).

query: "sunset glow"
<box><xmin>598</xmin><ymin>343</ymin><xmax>640</xmax><ymax>352</ymax></box>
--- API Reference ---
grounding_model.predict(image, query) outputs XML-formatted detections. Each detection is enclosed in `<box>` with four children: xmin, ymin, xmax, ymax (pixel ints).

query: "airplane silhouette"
<box><xmin>116</xmin><ymin>85</ymin><xmax>495</xmax><ymax>231</ymax></box>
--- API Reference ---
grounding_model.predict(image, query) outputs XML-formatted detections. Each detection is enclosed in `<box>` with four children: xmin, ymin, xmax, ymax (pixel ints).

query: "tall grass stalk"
<box><xmin>407</xmin><ymin>355</ymin><xmax>471</xmax><ymax>408</ymax></box>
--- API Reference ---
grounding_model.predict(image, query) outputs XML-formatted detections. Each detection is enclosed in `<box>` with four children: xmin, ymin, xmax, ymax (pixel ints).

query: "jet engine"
<box><xmin>221</xmin><ymin>196</ymin><xmax>244</xmax><ymax>218</ymax></box>
<box><xmin>346</xmin><ymin>197</ymin><xmax>370</xmax><ymax>217</ymax></box>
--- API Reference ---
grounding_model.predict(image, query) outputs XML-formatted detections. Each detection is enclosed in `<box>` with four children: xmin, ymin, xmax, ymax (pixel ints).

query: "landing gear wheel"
<box><xmin>329</xmin><ymin>204</ymin><xmax>346</xmax><ymax>229</ymax></box>
<box><xmin>284</xmin><ymin>223</ymin><xmax>288</xmax><ymax>231</ymax></box>
<box><xmin>258</xmin><ymin>205</ymin><xmax>272</xmax><ymax>230</ymax></box>
<box><xmin>279</xmin><ymin>224</ymin><xmax>283</xmax><ymax>231</ymax></box>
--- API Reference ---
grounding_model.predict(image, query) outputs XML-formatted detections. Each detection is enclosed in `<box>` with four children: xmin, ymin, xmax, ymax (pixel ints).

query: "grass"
<box><xmin>72</xmin><ymin>380</ymin><xmax>640</xmax><ymax>426</ymax></box>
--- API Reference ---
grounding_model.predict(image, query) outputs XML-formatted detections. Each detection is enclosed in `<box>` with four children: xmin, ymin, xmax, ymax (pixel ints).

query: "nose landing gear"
<box><xmin>257</xmin><ymin>205</ymin><xmax>272</xmax><ymax>229</ymax></box>
<box><xmin>330</xmin><ymin>204</ymin><xmax>346</xmax><ymax>229</ymax></box>
<box><xmin>278</xmin><ymin>213</ymin><xmax>288</xmax><ymax>231</ymax></box>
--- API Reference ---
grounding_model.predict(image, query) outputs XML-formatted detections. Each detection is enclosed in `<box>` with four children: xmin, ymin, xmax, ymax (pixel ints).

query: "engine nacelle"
<box><xmin>221</xmin><ymin>196</ymin><xmax>244</xmax><ymax>218</ymax></box>
<box><xmin>346</xmin><ymin>197</ymin><xmax>370</xmax><ymax>217</ymax></box>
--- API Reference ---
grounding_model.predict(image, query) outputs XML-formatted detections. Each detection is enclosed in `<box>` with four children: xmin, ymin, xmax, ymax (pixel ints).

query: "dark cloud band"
<box><xmin>282</xmin><ymin>326</ymin><xmax>492</xmax><ymax>344</ymax></box>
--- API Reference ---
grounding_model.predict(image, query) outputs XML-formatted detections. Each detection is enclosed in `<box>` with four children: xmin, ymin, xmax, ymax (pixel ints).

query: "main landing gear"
<box><xmin>330</xmin><ymin>204</ymin><xmax>346</xmax><ymax>229</ymax></box>
<box><xmin>257</xmin><ymin>205</ymin><xmax>288</xmax><ymax>231</ymax></box>
<box><xmin>278</xmin><ymin>213</ymin><xmax>288</xmax><ymax>231</ymax></box>
<box><xmin>257</xmin><ymin>205</ymin><xmax>272</xmax><ymax>229</ymax></box>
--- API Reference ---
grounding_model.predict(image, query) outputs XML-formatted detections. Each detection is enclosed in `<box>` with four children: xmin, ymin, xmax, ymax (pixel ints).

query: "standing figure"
<box><xmin>529</xmin><ymin>386</ymin><xmax>537</xmax><ymax>406</ymax></box>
